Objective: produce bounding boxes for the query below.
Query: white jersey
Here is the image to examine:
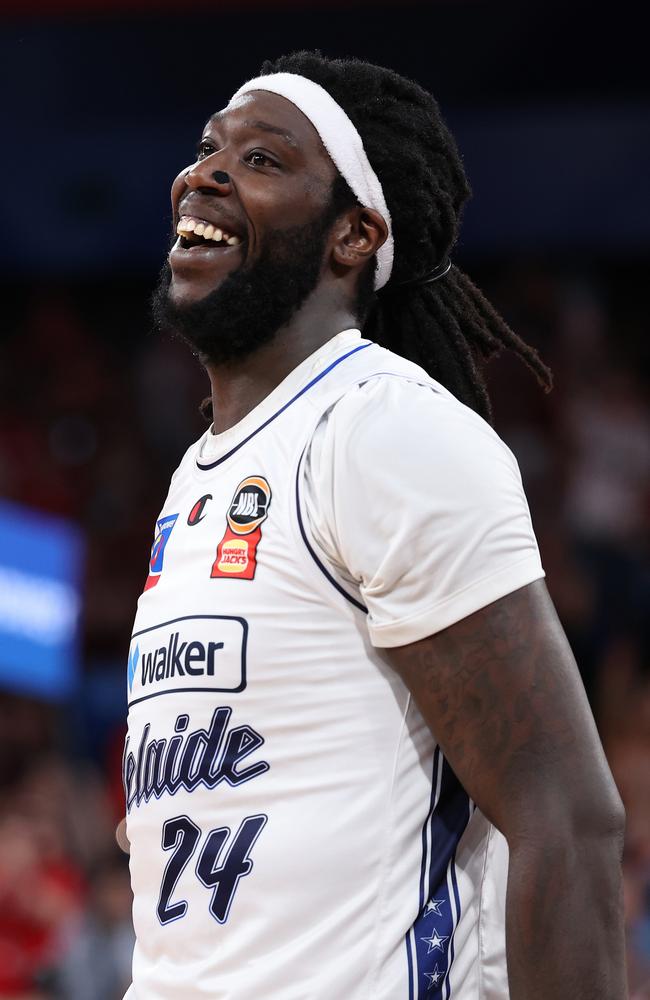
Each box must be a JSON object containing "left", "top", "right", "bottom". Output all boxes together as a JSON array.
[{"left": 123, "top": 330, "right": 544, "bottom": 999}]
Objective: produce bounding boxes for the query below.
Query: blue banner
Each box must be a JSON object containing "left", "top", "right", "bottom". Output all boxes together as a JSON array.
[{"left": 0, "top": 501, "right": 84, "bottom": 700}]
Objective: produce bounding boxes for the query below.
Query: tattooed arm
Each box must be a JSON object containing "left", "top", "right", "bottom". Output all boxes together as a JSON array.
[{"left": 386, "top": 579, "right": 627, "bottom": 1000}]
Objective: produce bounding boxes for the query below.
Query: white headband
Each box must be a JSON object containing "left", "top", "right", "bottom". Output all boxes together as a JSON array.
[{"left": 229, "top": 72, "right": 394, "bottom": 290}]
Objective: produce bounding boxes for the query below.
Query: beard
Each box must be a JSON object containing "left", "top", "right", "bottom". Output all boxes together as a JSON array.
[{"left": 151, "top": 206, "right": 339, "bottom": 367}]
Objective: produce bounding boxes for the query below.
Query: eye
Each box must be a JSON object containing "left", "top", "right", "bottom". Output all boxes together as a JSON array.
[
  {"left": 196, "top": 139, "right": 216, "bottom": 161},
  {"left": 245, "top": 150, "right": 279, "bottom": 169}
]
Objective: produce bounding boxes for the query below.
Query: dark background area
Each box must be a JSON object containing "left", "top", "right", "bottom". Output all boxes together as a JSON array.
[
  {"left": 0, "top": 3, "right": 649, "bottom": 997},
  {"left": 3, "top": 3, "right": 650, "bottom": 275}
]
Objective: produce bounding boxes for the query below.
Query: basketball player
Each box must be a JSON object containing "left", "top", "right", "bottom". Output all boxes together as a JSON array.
[{"left": 123, "top": 53, "right": 627, "bottom": 998}]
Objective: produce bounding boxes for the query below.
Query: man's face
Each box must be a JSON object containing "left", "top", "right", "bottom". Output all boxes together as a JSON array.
[
  {"left": 167, "top": 90, "right": 339, "bottom": 308},
  {"left": 152, "top": 90, "right": 349, "bottom": 366}
]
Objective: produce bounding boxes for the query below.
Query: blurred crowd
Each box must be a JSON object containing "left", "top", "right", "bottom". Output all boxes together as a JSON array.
[{"left": 0, "top": 260, "right": 648, "bottom": 997}]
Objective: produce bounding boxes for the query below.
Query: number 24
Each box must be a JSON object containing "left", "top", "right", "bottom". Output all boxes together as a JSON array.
[{"left": 157, "top": 813, "right": 267, "bottom": 925}]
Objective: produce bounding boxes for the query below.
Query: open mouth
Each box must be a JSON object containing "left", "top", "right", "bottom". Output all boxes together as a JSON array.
[{"left": 175, "top": 215, "right": 243, "bottom": 250}]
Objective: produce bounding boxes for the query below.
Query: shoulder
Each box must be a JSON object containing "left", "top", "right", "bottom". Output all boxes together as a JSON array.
[
  {"left": 301, "top": 350, "right": 543, "bottom": 646},
  {"left": 310, "top": 358, "right": 517, "bottom": 483}
]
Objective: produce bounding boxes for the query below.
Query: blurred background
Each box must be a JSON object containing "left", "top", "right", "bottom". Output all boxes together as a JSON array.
[{"left": 1, "top": 1, "right": 649, "bottom": 997}]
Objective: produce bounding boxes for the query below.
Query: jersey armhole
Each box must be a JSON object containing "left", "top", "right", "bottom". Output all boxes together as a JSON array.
[
  {"left": 292, "top": 443, "right": 368, "bottom": 616},
  {"left": 288, "top": 364, "right": 448, "bottom": 623}
]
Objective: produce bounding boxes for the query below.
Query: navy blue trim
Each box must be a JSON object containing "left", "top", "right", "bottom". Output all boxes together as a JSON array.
[
  {"left": 406, "top": 932, "right": 415, "bottom": 1000},
  {"left": 410, "top": 753, "right": 470, "bottom": 999},
  {"left": 295, "top": 447, "right": 367, "bottom": 615},
  {"left": 419, "top": 747, "right": 441, "bottom": 911},
  {"left": 450, "top": 859, "right": 462, "bottom": 920},
  {"left": 445, "top": 858, "right": 463, "bottom": 1000},
  {"left": 411, "top": 747, "right": 441, "bottom": 998},
  {"left": 196, "top": 342, "right": 372, "bottom": 471}
]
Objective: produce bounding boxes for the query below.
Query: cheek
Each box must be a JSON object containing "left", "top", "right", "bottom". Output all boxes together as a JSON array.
[{"left": 246, "top": 176, "right": 330, "bottom": 231}]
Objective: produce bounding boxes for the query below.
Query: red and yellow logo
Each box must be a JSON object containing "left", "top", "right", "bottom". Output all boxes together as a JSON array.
[{"left": 211, "top": 476, "right": 271, "bottom": 581}]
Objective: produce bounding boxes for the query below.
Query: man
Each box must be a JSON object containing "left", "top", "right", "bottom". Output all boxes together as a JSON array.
[{"left": 123, "top": 52, "right": 627, "bottom": 998}]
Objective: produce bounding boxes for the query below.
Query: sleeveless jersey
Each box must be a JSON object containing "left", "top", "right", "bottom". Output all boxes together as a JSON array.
[{"left": 124, "top": 331, "right": 543, "bottom": 999}]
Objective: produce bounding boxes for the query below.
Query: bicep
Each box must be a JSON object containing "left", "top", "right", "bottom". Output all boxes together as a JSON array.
[{"left": 385, "top": 580, "right": 620, "bottom": 841}]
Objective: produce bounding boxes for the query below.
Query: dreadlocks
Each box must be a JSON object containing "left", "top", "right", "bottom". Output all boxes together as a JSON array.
[{"left": 260, "top": 52, "right": 552, "bottom": 423}]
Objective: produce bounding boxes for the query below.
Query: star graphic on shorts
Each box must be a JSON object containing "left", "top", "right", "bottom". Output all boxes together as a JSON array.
[
  {"left": 421, "top": 929, "right": 449, "bottom": 954},
  {"left": 424, "top": 898, "right": 445, "bottom": 917},
  {"left": 424, "top": 964, "right": 444, "bottom": 988}
]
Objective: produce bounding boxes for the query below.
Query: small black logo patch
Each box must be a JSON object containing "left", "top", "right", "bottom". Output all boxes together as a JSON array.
[
  {"left": 188, "top": 494, "right": 212, "bottom": 526},
  {"left": 227, "top": 477, "right": 271, "bottom": 535}
]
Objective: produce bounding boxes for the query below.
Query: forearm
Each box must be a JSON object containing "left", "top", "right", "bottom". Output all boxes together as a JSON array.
[{"left": 506, "top": 830, "right": 628, "bottom": 999}]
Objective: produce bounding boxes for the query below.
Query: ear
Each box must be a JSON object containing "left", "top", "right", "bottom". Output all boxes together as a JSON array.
[{"left": 330, "top": 206, "right": 388, "bottom": 275}]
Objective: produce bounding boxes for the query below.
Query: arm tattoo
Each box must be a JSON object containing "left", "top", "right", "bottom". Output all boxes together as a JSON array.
[{"left": 387, "top": 580, "right": 608, "bottom": 827}]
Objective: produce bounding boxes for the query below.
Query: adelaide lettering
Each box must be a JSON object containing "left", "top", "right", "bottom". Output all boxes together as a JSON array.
[{"left": 123, "top": 707, "right": 269, "bottom": 812}]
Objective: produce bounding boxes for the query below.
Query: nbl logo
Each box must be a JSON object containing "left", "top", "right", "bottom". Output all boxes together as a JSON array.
[
  {"left": 212, "top": 476, "right": 271, "bottom": 581},
  {"left": 231, "top": 492, "right": 259, "bottom": 519},
  {"left": 227, "top": 478, "right": 270, "bottom": 534}
]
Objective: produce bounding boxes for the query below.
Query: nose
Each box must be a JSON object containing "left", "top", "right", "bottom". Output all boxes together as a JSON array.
[
  {"left": 184, "top": 156, "right": 232, "bottom": 194},
  {"left": 170, "top": 154, "right": 232, "bottom": 218}
]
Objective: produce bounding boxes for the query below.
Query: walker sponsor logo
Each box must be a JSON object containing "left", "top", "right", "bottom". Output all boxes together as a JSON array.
[
  {"left": 139, "top": 632, "right": 224, "bottom": 684},
  {"left": 127, "top": 615, "right": 247, "bottom": 704}
]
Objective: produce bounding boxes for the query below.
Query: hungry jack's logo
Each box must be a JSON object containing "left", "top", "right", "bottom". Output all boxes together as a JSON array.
[
  {"left": 211, "top": 476, "right": 271, "bottom": 581},
  {"left": 144, "top": 514, "right": 178, "bottom": 591}
]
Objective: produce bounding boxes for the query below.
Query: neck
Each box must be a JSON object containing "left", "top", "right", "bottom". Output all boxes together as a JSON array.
[{"left": 205, "top": 297, "right": 358, "bottom": 434}]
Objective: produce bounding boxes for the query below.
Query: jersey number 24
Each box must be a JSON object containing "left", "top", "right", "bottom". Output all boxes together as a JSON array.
[{"left": 157, "top": 813, "right": 267, "bottom": 925}]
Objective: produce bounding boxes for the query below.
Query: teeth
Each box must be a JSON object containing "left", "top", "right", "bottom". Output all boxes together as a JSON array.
[{"left": 175, "top": 216, "right": 242, "bottom": 246}]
